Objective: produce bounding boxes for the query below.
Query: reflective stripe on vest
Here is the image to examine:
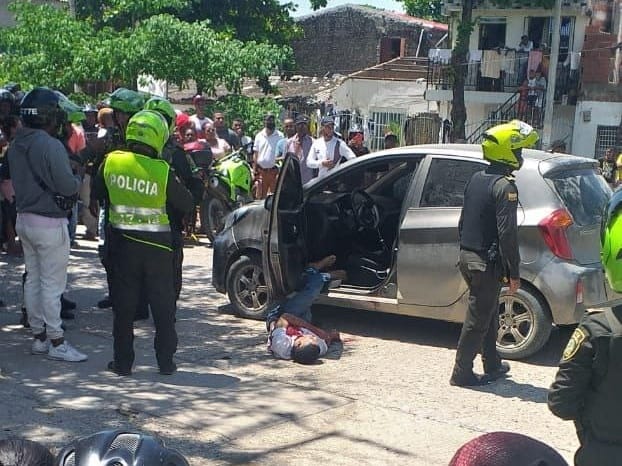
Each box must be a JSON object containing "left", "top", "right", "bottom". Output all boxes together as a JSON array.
[{"left": 104, "top": 150, "right": 170, "bottom": 232}]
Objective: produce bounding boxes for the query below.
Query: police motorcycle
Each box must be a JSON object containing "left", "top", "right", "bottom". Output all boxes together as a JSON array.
[{"left": 200, "top": 142, "right": 253, "bottom": 243}]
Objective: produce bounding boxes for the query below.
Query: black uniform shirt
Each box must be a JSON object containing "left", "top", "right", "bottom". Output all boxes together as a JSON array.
[{"left": 492, "top": 175, "right": 520, "bottom": 279}]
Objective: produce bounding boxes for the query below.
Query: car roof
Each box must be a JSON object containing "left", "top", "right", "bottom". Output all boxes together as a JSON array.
[{"left": 358, "top": 143, "right": 596, "bottom": 166}]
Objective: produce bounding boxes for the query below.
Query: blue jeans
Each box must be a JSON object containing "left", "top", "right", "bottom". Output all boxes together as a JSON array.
[{"left": 266, "top": 267, "right": 330, "bottom": 326}]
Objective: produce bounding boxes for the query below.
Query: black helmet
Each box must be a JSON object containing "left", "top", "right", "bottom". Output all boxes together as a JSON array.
[
  {"left": 0, "top": 88, "right": 15, "bottom": 105},
  {"left": 55, "top": 430, "right": 189, "bottom": 466},
  {"left": 20, "top": 87, "right": 67, "bottom": 130}
]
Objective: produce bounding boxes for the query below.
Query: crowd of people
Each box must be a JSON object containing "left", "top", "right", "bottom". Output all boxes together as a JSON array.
[
  {"left": 0, "top": 83, "right": 398, "bottom": 368},
  {"left": 3, "top": 81, "right": 622, "bottom": 464}
]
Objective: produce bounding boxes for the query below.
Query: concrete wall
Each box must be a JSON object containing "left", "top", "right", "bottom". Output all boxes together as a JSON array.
[
  {"left": 292, "top": 6, "right": 445, "bottom": 76},
  {"left": 332, "top": 78, "right": 436, "bottom": 116},
  {"left": 453, "top": 9, "right": 586, "bottom": 53},
  {"left": 571, "top": 101, "right": 622, "bottom": 157}
]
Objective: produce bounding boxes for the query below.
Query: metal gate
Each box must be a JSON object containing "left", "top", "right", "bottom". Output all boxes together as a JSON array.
[
  {"left": 404, "top": 113, "right": 442, "bottom": 145},
  {"left": 368, "top": 108, "right": 408, "bottom": 151}
]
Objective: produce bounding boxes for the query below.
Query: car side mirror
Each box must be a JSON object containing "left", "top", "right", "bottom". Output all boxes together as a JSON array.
[{"left": 264, "top": 195, "right": 273, "bottom": 211}]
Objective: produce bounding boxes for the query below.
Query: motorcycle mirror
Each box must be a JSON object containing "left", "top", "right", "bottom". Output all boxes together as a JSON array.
[{"left": 264, "top": 195, "right": 273, "bottom": 211}]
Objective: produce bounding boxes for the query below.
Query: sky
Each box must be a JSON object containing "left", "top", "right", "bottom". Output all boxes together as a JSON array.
[{"left": 283, "top": 0, "right": 406, "bottom": 17}]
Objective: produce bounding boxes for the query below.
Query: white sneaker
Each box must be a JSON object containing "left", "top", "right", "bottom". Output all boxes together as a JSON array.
[
  {"left": 31, "top": 338, "right": 50, "bottom": 355},
  {"left": 47, "top": 341, "right": 88, "bottom": 362}
]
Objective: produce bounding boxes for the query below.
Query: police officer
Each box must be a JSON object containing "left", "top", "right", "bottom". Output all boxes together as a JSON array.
[
  {"left": 450, "top": 120, "right": 539, "bottom": 387},
  {"left": 144, "top": 96, "right": 196, "bottom": 301},
  {"left": 91, "top": 110, "right": 194, "bottom": 376},
  {"left": 547, "top": 189, "right": 622, "bottom": 465},
  {"left": 90, "top": 88, "right": 145, "bottom": 310}
]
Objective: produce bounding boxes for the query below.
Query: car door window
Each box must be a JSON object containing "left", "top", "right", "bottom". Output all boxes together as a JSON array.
[
  {"left": 320, "top": 159, "right": 406, "bottom": 194},
  {"left": 420, "top": 158, "right": 486, "bottom": 207}
]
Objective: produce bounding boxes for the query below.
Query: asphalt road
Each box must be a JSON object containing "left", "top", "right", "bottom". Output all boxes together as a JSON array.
[{"left": 0, "top": 231, "right": 579, "bottom": 464}]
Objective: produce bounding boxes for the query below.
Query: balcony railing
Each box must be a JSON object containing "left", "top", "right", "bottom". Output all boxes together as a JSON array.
[{"left": 427, "top": 51, "right": 580, "bottom": 103}]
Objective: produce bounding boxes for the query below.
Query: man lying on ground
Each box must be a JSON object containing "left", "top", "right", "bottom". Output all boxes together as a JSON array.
[{"left": 266, "top": 255, "right": 345, "bottom": 364}]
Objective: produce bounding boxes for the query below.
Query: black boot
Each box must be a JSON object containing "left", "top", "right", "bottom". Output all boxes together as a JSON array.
[
  {"left": 97, "top": 296, "right": 113, "bottom": 309},
  {"left": 20, "top": 308, "right": 30, "bottom": 328},
  {"left": 449, "top": 368, "right": 490, "bottom": 387},
  {"left": 61, "top": 294, "right": 77, "bottom": 310}
]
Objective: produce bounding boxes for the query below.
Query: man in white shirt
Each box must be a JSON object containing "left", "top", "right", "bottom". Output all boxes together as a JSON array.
[
  {"left": 189, "top": 95, "right": 212, "bottom": 139},
  {"left": 307, "top": 116, "right": 356, "bottom": 179},
  {"left": 252, "top": 114, "right": 283, "bottom": 199}
]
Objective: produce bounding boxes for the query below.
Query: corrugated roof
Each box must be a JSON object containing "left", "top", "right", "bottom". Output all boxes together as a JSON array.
[{"left": 347, "top": 56, "right": 429, "bottom": 81}]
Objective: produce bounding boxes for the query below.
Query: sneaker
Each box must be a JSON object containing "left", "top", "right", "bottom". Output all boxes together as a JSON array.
[
  {"left": 31, "top": 338, "right": 50, "bottom": 355},
  {"left": 97, "top": 297, "right": 112, "bottom": 309},
  {"left": 47, "top": 341, "right": 88, "bottom": 362}
]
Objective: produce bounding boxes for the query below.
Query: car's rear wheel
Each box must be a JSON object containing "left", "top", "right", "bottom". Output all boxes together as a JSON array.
[
  {"left": 496, "top": 286, "right": 552, "bottom": 360},
  {"left": 227, "top": 254, "right": 270, "bottom": 320}
]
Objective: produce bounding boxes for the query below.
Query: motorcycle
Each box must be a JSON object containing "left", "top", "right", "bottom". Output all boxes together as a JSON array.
[{"left": 200, "top": 143, "right": 254, "bottom": 242}]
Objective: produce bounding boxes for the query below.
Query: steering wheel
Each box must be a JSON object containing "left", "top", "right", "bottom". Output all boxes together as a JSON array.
[{"left": 351, "top": 189, "right": 380, "bottom": 230}]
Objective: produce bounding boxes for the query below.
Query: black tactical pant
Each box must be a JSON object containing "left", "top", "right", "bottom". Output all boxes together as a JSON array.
[
  {"left": 454, "top": 250, "right": 503, "bottom": 375},
  {"left": 110, "top": 236, "right": 178, "bottom": 373}
]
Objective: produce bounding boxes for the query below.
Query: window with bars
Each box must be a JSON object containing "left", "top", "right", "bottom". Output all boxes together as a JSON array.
[{"left": 594, "top": 125, "right": 619, "bottom": 159}]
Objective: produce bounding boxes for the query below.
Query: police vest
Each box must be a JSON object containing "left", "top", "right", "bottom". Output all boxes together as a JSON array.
[
  {"left": 460, "top": 171, "right": 505, "bottom": 253},
  {"left": 582, "top": 309, "right": 622, "bottom": 444},
  {"left": 104, "top": 150, "right": 170, "bottom": 232}
]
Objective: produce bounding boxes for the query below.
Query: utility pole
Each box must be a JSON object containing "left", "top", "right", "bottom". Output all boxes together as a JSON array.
[
  {"left": 615, "top": 0, "right": 622, "bottom": 84},
  {"left": 542, "top": 0, "right": 562, "bottom": 149}
]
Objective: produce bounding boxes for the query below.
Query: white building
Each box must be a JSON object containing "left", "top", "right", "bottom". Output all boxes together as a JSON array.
[{"left": 425, "top": 0, "right": 622, "bottom": 156}]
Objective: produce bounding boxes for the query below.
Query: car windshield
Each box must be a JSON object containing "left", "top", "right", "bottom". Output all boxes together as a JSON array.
[{"left": 548, "top": 169, "right": 611, "bottom": 226}]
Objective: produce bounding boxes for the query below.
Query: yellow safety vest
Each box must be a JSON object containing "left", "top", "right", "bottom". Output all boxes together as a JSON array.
[{"left": 104, "top": 150, "right": 170, "bottom": 232}]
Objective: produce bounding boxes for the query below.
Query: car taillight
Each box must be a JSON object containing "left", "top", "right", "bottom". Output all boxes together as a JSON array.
[
  {"left": 538, "top": 208, "right": 574, "bottom": 260},
  {"left": 576, "top": 279, "right": 584, "bottom": 304}
]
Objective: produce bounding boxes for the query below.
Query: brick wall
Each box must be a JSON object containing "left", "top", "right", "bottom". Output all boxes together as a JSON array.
[
  {"left": 581, "top": 0, "right": 620, "bottom": 86},
  {"left": 292, "top": 7, "right": 445, "bottom": 76}
]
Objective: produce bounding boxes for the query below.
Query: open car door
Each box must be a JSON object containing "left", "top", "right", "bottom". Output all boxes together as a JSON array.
[{"left": 263, "top": 155, "right": 307, "bottom": 298}]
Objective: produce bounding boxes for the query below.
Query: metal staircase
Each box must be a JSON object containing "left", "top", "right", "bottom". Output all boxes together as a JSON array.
[{"left": 466, "top": 92, "right": 521, "bottom": 144}]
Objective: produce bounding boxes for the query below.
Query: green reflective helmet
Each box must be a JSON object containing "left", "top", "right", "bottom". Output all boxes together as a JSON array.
[
  {"left": 125, "top": 110, "right": 170, "bottom": 157},
  {"left": 54, "top": 91, "right": 86, "bottom": 123},
  {"left": 482, "top": 120, "right": 539, "bottom": 170},
  {"left": 107, "top": 88, "right": 145, "bottom": 115},
  {"left": 144, "top": 96, "right": 176, "bottom": 133},
  {"left": 601, "top": 189, "right": 622, "bottom": 291}
]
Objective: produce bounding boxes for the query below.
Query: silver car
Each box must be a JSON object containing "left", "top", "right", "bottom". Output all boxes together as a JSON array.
[{"left": 212, "top": 145, "right": 612, "bottom": 359}]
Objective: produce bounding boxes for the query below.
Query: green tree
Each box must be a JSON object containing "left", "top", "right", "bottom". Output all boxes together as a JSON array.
[
  {"left": 399, "top": 0, "right": 444, "bottom": 22},
  {"left": 0, "top": 1, "right": 292, "bottom": 95},
  {"left": 449, "top": 4, "right": 474, "bottom": 142}
]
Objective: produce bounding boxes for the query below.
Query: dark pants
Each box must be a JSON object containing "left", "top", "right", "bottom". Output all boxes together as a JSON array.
[
  {"left": 454, "top": 250, "right": 502, "bottom": 375},
  {"left": 173, "top": 245, "right": 183, "bottom": 301},
  {"left": 110, "top": 237, "right": 178, "bottom": 372}
]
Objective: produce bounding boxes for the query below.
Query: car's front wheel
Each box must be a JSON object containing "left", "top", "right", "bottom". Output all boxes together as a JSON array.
[
  {"left": 496, "top": 286, "right": 552, "bottom": 360},
  {"left": 227, "top": 254, "right": 270, "bottom": 320}
]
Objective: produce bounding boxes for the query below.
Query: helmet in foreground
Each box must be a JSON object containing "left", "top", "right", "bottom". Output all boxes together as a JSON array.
[
  {"left": 125, "top": 110, "right": 170, "bottom": 157},
  {"left": 20, "top": 87, "right": 67, "bottom": 130},
  {"left": 144, "top": 96, "right": 176, "bottom": 133},
  {"left": 55, "top": 430, "right": 189, "bottom": 466},
  {"left": 481, "top": 120, "right": 539, "bottom": 170},
  {"left": 107, "top": 88, "right": 145, "bottom": 115},
  {"left": 601, "top": 189, "right": 622, "bottom": 292},
  {"left": 54, "top": 91, "right": 86, "bottom": 123}
]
